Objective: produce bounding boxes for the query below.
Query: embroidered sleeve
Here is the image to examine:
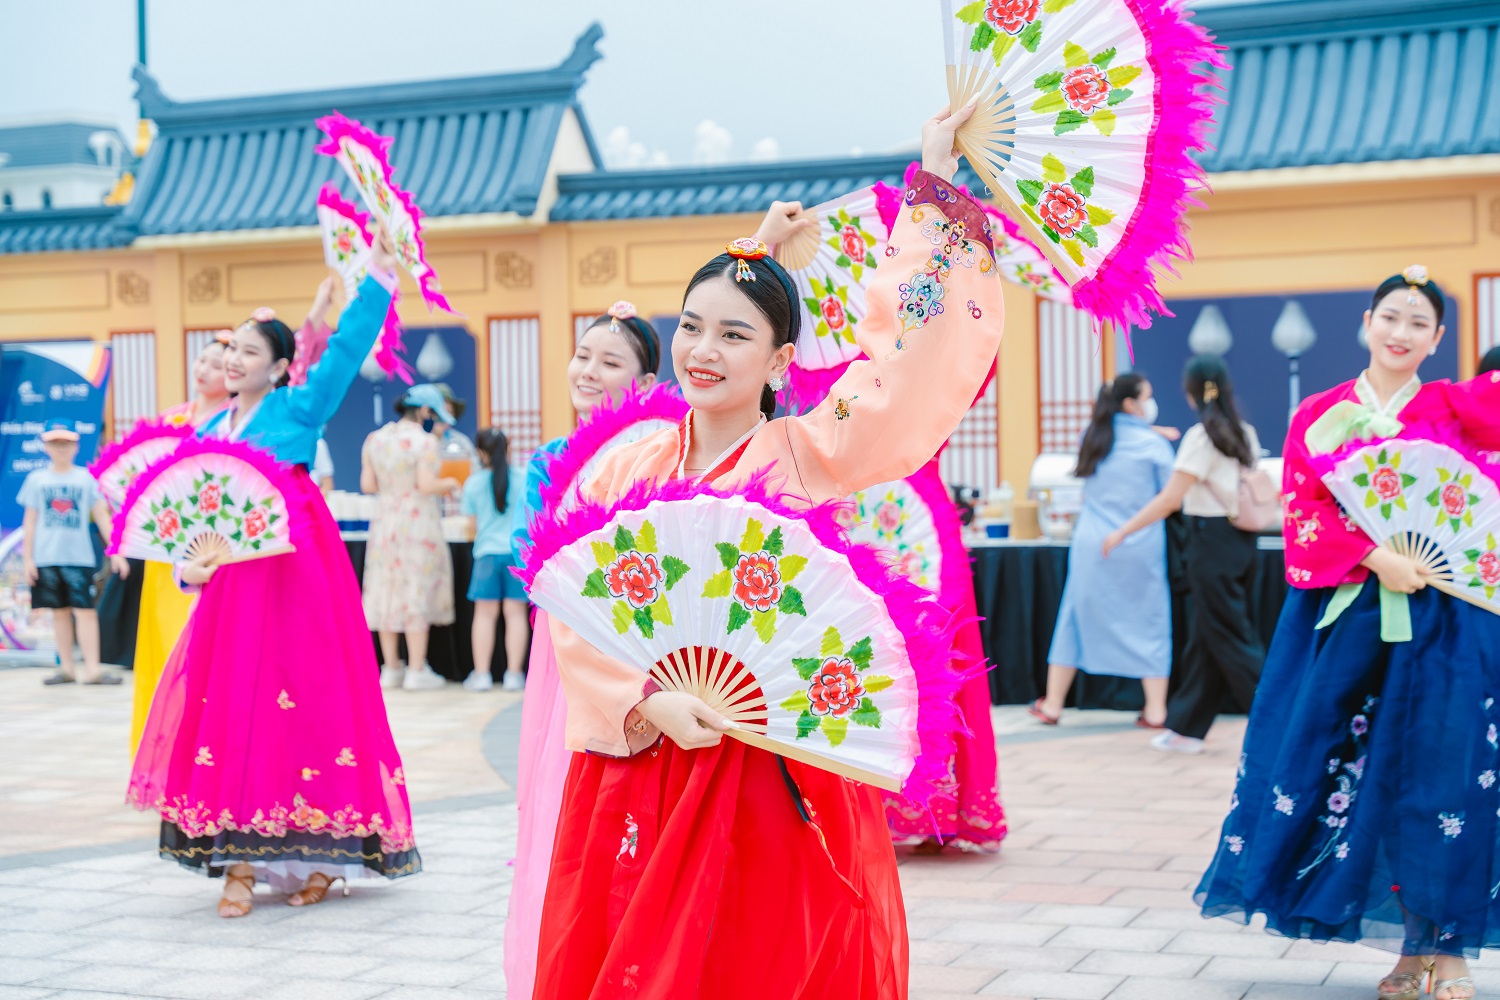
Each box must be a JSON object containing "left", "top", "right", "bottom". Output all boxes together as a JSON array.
[
  {"left": 1442, "top": 372, "right": 1500, "bottom": 451},
  {"left": 1283, "top": 401, "right": 1375, "bottom": 589},
  {"left": 779, "top": 169, "right": 1005, "bottom": 501},
  {"left": 550, "top": 616, "right": 661, "bottom": 757}
]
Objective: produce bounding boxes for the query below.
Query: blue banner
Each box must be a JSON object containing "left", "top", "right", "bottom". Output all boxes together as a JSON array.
[{"left": 0, "top": 341, "right": 112, "bottom": 532}]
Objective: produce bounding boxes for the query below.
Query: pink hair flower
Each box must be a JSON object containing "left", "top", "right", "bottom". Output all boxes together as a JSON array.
[{"left": 251, "top": 307, "right": 277, "bottom": 323}]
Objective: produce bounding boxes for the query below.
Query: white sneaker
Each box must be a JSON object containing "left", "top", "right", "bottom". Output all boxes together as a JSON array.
[
  {"left": 1151, "top": 730, "right": 1205, "bottom": 755},
  {"left": 462, "top": 671, "right": 494, "bottom": 692},
  {"left": 500, "top": 672, "right": 525, "bottom": 692},
  {"left": 402, "top": 665, "right": 447, "bottom": 691},
  {"left": 380, "top": 662, "right": 406, "bottom": 689}
]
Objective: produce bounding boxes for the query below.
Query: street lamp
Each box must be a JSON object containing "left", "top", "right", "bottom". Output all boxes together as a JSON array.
[
  {"left": 359, "top": 347, "right": 389, "bottom": 426},
  {"left": 1272, "top": 300, "right": 1318, "bottom": 418},
  {"left": 1188, "top": 304, "right": 1234, "bottom": 357},
  {"left": 415, "top": 332, "right": 453, "bottom": 382}
]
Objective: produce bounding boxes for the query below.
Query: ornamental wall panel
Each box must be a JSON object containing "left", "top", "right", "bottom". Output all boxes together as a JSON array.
[
  {"left": 488, "top": 316, "right": 543, "bottom": 461},
  {"left": 1038, "top": 299, "right": 1104, "bottom": 455},
  {"left": 109, "top": 330, "right": 157, "bottom": 437}
]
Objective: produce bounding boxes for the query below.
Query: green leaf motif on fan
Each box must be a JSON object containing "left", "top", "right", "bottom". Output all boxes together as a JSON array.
[
  {"left": 1358, "top": 449, "right": 1416, "bottom": 521},
  {"left": 955, "top": 0, "right": 1079, "bottom": 67},
  {"left": 704, "top": 518, "right": 806, "bottom": 642},
  {"left": 1016, "top": 154, "right": 1114, "bottom": 267},
  {"left": 802, "top": 276, "right": 856, "bottom": 346},
  {"left": 576, "top": 517, "right": 688, "bottom": 639},
  {"left": 824, "top": 206, "right": 879, "bottom": 282},
  {"left": 1460, "top": 534, "right": 1500, "bottom": 600},
  {"left": 1425, "top": 466, "right": 1481, "bottom": 534},
  {"left": 794, "top": 628, "right": 883, "bottom": 745},
  {"left": 1030, "top": 41, "right": 1138, "bottom": 137}
]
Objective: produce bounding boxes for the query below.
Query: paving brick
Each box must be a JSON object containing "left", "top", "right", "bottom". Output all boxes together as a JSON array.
[
  {"left": 996, "top": 883, "right": 1121, "bottom": 905},
  {"left": 910, "top": 965, "right": 1004, "bottom": 992},
  {"left": 932, "top": 921, "right": 1063, "bottom": 946},
  {"left": 1197, "top": 956, "right": 1335, "bottom": 984},
  {"left": 27, "top": 962, "right": 174, "bottom": 994},
  {"left": 0, "top": 958, "right": 80, "bottom": 986},
  {"left": 1027, "top": 904, "right": 1144, "bottom": 928},
  {"left": 982, "top": 969, "right": 1123, "bottom": 998},
  {"left": 1084, "top": 868, "right": 1199, "bottom": 890},
  {"left": 950, "top": 943, "right": 1090, "bottom": 972},
  {"left": 1242, "top": 985, "right": 1374, "bottom": 1000},
  {"left": 1105, "top": 975, "right": 1251, "bottom": 999},
  {"left": 1073, "top": 949, "right": 1210, "bottom": 978},
  {"left": 252, "top": 980, "right": 391, "bottom": 1000},
  {"left": 0, "top": 987, "right": 54, "bottom": 1000},
  {"left": 1048, "top": 926, "right": 1177, "bottom": 953},
  {"left": 351, "top": 959, "right": 479, "bottom": 987},
  {"left": 1165, "top": 931, "right": 1293, "bottom": 958}
]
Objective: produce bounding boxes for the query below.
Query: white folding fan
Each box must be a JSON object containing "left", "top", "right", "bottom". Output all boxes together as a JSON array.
[
  {"left": 109, "top": 437, "right": 299, "bottom": 566},
  {"left": 90, "top": 420, "right": 195, "bottom": 510}
]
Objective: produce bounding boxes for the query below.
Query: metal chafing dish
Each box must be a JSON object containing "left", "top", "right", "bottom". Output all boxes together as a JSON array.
[{"left": 1028, "top": 453, "right": 1085, "bottom": 541}]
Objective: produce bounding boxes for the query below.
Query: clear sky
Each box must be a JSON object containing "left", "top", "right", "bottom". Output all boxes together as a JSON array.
[{"left": 0, "top": 0, "right": 967, "bottom": 167}]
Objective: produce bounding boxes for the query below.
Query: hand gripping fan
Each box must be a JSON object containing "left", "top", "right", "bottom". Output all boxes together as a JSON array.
[
  {"left": 538, "top": 384, "right": 689, "bottom": 514},
  {"left": 1317, "top": 438, "right": 1500, "bottom": 615},
  {"left": 315, "top": 112, "right": 455, "bottom": 315},
  {"left": 90, "top": 420, "right": 195, "bottom": 510},
  {"left": 940, "top": 0, "right": 1222, "bottom": 330},
  {"left": 109, "top": 437, "right": 300, "bottom": 566},
  {"left": 518, "top": 475, "right": 967, "bottom": 801},
  {"left": 774, "top": 184, "right": 901, "bottom": 411}
]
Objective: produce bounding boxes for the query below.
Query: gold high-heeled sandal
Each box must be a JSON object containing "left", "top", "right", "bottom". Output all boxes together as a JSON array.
[
  {"left": 1432, "top": 976, "right": 1476, "bottom": 1000},
  {"left": 217, "top": 871, "right": 255, "bottom": 919},
  {"left": 287, "top": 873, "right": 349, "bottom": 907},
  {"left": 1378, "top": 959, "right": 1435, "bottom": 1000}
]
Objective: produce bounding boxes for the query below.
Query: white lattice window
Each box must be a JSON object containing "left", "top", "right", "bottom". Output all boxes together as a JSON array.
[
  {"left": 941, "top": 375, "right": 999, "bottom": 493},
  {"left": 1479, "top": 275, "right": 1500, "bottom": 361},
  {"left": 110, "top": 331, "right": 156, "bottom": 438},
  {"left": 574, "top": 312, "right": 602, "bottom": 343},
  {"left": 1038, "top": 300, "right": 1104, "bottom": 454},
  {"left": 183, "top": 329, "right": 228, "bottom": 397},
  {"left": 488, "top": 316, "right": 543, "bottom": 461}
]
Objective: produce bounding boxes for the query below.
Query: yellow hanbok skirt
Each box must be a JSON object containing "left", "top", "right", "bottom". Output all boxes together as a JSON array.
[{"left": 130, "top": 560, "right": 194, "bottom": 754}]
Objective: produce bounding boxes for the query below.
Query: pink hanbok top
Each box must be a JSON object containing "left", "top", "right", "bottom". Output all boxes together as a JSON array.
[
  {"left": 547, "top": 169, "right": 1007, "bottom": 758},
  {"left": 1282, "top": 370, "right": 1500, "bottom": 589}
]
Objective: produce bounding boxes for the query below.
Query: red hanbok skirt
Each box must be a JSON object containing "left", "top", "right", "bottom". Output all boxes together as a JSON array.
[{"left": 536, "top": 738, "right": 908, "bottom": 999}]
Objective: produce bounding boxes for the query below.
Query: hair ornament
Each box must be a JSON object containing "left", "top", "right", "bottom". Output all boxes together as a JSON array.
[
  {"left": 607, "top": 299, "right": 638, "bottom": 334},
  {"left": 213, "top": 329, "right": 232, "bottom": 345},
  {"left": 1401, "top": 264, "right": 1429, "bottom": 288},
  {"left": 726, "top": 237, "right": 769, "bottom": 283},
  {"left": 1203, "top": 380, "right": 1220, "bottom": 403},
  {"left": 251, "top": 306, "right": 277, "bottom": 323}
]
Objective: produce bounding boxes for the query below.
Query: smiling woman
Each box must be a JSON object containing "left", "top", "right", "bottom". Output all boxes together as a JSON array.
[
  {"left": 530, "top": 105, "right": 1006, "bottom": 1000},
  {"left": 1195, "top": 266, "right": 1500, "bottom": 1000}
]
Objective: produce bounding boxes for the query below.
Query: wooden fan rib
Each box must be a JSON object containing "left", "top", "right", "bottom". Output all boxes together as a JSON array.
[
  {"left": 1428, "top": 578, "right": 1500, "bottom": 616},
  {"left": 726, "top": 727, "right": 902, "bottom": 792}
]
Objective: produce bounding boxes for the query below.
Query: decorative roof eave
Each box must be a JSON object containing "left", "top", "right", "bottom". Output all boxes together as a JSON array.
[
  {"left": 132, "top": 23, "right": 605, "bottom": 133},
  {"left": 128, "top": 210, "right": 541, "bottom": 250},
  {"left": 1196, "top": 0, "right": 1497, "bottom": 44},
  {"left": 1207, "top": 153, "right": 1500, "bottom": 191}
]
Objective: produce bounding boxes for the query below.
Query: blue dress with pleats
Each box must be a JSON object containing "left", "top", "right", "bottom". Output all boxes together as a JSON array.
[{"left": 1195, "top": 579, "right": 1500, "bottom": 957}]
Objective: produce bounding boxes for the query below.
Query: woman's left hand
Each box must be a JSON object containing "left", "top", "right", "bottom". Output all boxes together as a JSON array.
[
  {"left": 1153, "top": 425, "right": 1182, "bottom": 442},
  {"left": 752, "top": 201, "right": 816, "bottom": 249},
  {"left": 370, "top": 223, "right": 398, "bottom": 275},
  {"left": 1101, "top": 530, "right": 1126, "bottom": 558},
  {"left": 921, "top": 102, "right": 977, "bottom": 183},
  {"left": 108, "top": 555, "right": 131, "bottom": 578}
]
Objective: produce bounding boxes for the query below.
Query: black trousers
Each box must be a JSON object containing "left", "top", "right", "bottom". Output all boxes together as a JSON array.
[{"left": 1165, "top": 516, "right": 1265, "bottom": 739}]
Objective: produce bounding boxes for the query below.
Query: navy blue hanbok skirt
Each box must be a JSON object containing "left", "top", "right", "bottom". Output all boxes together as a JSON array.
[{"left": 1195, "top": 580, "right": 1500, "bottom": 957}]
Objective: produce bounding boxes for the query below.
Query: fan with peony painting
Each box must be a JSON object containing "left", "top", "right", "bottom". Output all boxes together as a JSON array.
[
  {"left": 90, "top": 420, "right": 195, "bottom": 510},
  {"left": 517, "top": 475, "right": 968, "bottom": 801},
  {"left": 939, "top": 0, "right": 1222, "bottom": 331}
]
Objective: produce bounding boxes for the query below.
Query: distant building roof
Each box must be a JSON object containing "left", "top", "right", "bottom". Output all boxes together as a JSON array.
[
  {"left": 118, "top": 23, "right": 606, "bottom": 239},
  {"left": 0, "top": 205, "right": 129, "bottom": 254},
  {"left": 0, "top": 122, "right": 132, "bottom": 170},
  {"left": 1194, "top": 0, "right": 1500, "bottom": 171},
  {"left": 551, "top": 155, "right": 988, "bottom": 222}
]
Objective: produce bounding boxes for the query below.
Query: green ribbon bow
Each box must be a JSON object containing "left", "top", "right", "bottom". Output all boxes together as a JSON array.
[
  {"left": 1304, "top": 400, "right": 1406, "bottom": 457},
  {"left": 1315, "top": 579, "right": 1413, "bottom": 643}
]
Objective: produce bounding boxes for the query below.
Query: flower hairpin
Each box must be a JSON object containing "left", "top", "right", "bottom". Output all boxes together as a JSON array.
[
  {"left": 726, "top": 237, "right": 769, "bottom": 283},
  {"left": 214, "top": 329, "right": 233, "bottom": 345},
  {"left": 607, "top": 300, "right": 638, "bottom": 334},
  {"left": 1402, "top": 264, "right": 1430, "bottom": 305},
  {"left": 251, "top": 306, "right": 277, "bottom": 322}
]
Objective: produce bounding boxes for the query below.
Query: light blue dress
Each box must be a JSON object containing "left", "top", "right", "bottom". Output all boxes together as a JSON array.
[{"left": 1047, "top": 413, "right": 1174, "bottom": 678}]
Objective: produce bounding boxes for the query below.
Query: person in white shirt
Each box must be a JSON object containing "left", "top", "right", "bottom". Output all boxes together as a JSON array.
[
  {"left": 311, "top": 435, "right": 334, "bottom": 495},
  {"left": 1102, "top": 355, "right": 1266, "bottom": 755}
]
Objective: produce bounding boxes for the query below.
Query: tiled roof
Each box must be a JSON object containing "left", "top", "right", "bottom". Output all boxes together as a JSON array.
[
  {"left": 0, "top": 206, "right": 130, "bottom": 254},
  {"left": 118, "top": 24, "right": 605, "bottom": 238},
  {"left": 0, "top": 123, "right": 132, "bottom": 170},
  {"left": 1194, "top": 0, "right": 1500, "bottom": 171},
  {"left": 551, "top": 155, "right": 988, "bottom": 221}
]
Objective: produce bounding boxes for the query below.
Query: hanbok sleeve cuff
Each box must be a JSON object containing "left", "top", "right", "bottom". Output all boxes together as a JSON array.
[
  {"left": 903, "top": 169, "right": 997, "bottom": 257},
  {"left": 171, "top": 563, "right": 203, "bottom": 596},
  {"left": 368, "top": 265, "right": 399, "bottom": 293},
  {"left": 622, "top": 678, "right": 663, "bottom": 756}
]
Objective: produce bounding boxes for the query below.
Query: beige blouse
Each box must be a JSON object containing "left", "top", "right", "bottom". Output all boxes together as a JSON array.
[{"left": 1174, "top": 422, "right": 1261, "bottom": 517}]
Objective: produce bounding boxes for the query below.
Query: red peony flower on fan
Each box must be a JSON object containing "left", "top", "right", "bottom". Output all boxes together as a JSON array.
[
  {"left": 1062, "top": 65, "right": 1111, "bottom": 114},
  {"left": 733, "top": 552, "right": 783, "bottom": 613},
  {"left": 606, "top": 551, "right": 665, "bottom": 610},
  {"left": 1038, "top": 184, "right": 1088, "bottom": 239},
  {"left": 1372, "top": 467, "right": 1402, "bottom": 501},
  {"left": 984, "top": 0, "right": 1039, "bottom": 35},
  {"left": 808, "top": 657, "right": 866, "bottom": 718}
]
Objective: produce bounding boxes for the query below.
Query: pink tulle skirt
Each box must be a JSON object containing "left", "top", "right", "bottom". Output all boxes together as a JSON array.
[
  {"left": 127, "top": 469, "right": 420, "bottom": 883},
  {"left": 885, "top": 615, "right": 1007, "bottom": 852},
  {"left": 503, "top": 609, "right": 572, "bottom": 1000}
]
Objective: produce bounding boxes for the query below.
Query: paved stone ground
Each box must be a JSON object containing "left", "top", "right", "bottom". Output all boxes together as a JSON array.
[{"left": 2, "top": 666, "right": 1497, "bottom": 999}]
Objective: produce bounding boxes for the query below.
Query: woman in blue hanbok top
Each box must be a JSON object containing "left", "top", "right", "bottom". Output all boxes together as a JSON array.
[{"left": 1031, "top": 373, "right": 1176, "bottom": 727}]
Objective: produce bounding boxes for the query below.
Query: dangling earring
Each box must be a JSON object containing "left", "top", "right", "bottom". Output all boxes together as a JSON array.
[
  {"left": 768, "top": 374, "right": 786, "bottom": 392},
  {"left": 1428, "top": 346, "right": 1437, "bottom": 356}
]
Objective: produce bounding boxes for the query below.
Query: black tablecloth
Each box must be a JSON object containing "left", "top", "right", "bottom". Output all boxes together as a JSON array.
[
  {"left": 971, "top": 521, "right": 1286, "bottom": 710},
  {"left": 344, "top": 540, "right": 525, "bottom": 682}
]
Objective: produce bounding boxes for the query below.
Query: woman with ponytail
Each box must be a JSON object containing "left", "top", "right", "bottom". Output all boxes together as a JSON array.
[
  {"left": 1030, "top": 373, "right": 1177, "bottom": 728},
  {"left": 1103, "top": 354, "right": 1265, "bottom": 754},
  {"left": 532, "top": 105, "right": 1001, "bottom": 999}
]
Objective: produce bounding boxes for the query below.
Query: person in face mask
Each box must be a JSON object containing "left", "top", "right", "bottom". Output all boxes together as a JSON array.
[{"left": 1031, "top": 374, "right": 1181, "bottom": 730}]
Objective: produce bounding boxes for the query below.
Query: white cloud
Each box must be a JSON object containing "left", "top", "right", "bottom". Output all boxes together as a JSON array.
[
  {"left": 692, "top": 119, "right": 733, "bottom": 164},
  {"left": 749, "top": 137, "right": 780, "bottom": 162},
  {"left": 602, "top": 125, "right": 669, "bottom": 169}
]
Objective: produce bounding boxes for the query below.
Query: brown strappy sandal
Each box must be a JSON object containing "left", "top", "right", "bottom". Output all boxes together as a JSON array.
[
  {"left": 287, "top": 872, "right": 349, "bottom": 907},
  {"left": 217, "top": 871, "right": 255, "bottom": 919}
]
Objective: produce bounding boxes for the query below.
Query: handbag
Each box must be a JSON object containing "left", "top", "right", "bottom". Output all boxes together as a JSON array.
[{"left": 1227, "top": 464, "right": 1281, "bottom": 532}]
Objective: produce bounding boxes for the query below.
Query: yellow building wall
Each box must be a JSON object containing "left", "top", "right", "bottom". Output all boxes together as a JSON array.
[{"left": 0, "top": 165, "right": 1493, "bottom": 479}]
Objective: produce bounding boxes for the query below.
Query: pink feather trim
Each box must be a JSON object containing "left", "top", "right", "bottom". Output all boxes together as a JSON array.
[
  {"left": 872, "top": 180, "right": 904, "bottom": 237},
  {"left": 1308, "top": 422, "right": 1500, "bottom": 490},
  {"left": 1067, "top": 0, "right": 1225, "bottom": 340},
  {"left": 516, "top": 469, "right": 969, "bottom": 807},
  {"left": 107, "top": 436, "right": 305, "bottom": 558},
  {"left": 538, "top": 383, "right": 688, "bottom": 512},
  {"left": 315, "top": 182, "right": 373, "bottom": 246},
  {"left": 377, "top": 292, "right": 414, "bottom": 385},
  {"left": 314, "top": 111, "right": 457, "bottom": 316},
  {"left": 90, "top": 420, "right": 195, "bottom": 506},
  {"left": 780, "top": 359, "right": 852, "bottom": 415}
]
